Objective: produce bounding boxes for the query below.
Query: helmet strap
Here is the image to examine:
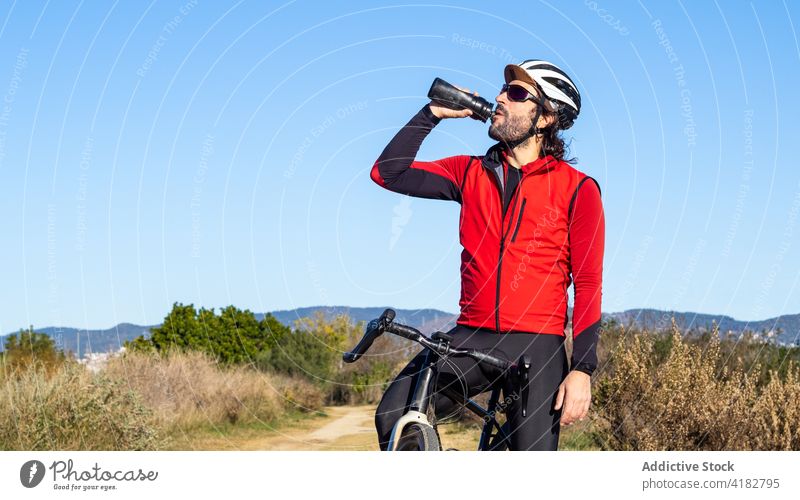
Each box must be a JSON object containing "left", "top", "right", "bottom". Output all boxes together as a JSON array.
[{"left": 503, "top": 106, "right": 545, "bottom": 150}]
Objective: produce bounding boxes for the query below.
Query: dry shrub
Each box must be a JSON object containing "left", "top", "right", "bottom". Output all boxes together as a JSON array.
[
  {"left": 594, "top": 321, "right": 800, "bottom": 450},
  {"left": 0, "top": 362, "right": 159, "bottom": 450},
  {"left": 103, "top": 350, "right": 324, "bottom": 430},
  {"left": 735, "top": 367, "right": 800, "bottom": 450},
  {"left": 331, "top": 336, "right": 410, "bottom": 405}
]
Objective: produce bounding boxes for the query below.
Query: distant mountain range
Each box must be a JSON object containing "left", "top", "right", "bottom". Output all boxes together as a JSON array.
[
  {"left": 605, "top": 308, "right": 800, "bottom": 345},
  {"left": 3, "top": 306, "right": 798, "bottom": 358},
  {"left": 0, "top": 323, "right": 158, "bottom": 359},
  {"left": 265, "top": 306, "right": 458, "bottom": 334}
]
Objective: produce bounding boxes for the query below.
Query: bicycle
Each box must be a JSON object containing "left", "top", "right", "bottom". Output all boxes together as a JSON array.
[{"left": 343, "top": 308, "right": 531, "bottom": 451}]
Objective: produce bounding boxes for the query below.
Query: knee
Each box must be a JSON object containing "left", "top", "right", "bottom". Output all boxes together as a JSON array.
[
  {"left": 374, "top": 402, "right": 393, "bottom": 434},
  {"left": 375, "top": 400, "right": 401, "bottom": 451},
  {"left": 375, "top": 380, "right": 411, "bottom": 442},
  {"left": 372, "top": 353, "right": 425, "bottom": 450},
  {"left": 508, "top": 415, "right": 561, "bottom": 451}
]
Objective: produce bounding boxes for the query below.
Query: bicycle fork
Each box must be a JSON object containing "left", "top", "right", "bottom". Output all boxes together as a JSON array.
[{"left": 386, "top": 350, "right": 438, "bottom": 451}]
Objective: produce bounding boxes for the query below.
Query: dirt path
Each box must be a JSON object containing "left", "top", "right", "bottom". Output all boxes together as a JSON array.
[
  {"left": 203, "top": 405, "right": 382, "bottom": 451},
  {"left": 306, "top": 405, "right": 376, "bottom": 442},
  {"left": 248, "top": 405, "right": 481, "bottom": 451},
  {"left": 252, "top": 404, "right": 380, "bottom": 450},
  {"left": 174, "top": 404, "right": 482, "bottom": 451}
]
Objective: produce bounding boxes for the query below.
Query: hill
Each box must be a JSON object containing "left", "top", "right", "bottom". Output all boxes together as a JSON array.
[{"left": 603, "top": 309, "right": 800, "bottom": 346}]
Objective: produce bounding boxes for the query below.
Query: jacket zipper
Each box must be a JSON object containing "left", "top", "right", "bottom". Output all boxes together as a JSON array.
[
  {"left": 493, "top": 175, "right": 522, "bottom": 334},
  {"left": 489, "top": 157, "right": 554, "bottom": 334},
  {"left": 510, "top": 198, "right": 527, "bottom": 243},
  {"left": 496, "top": 242, "right": 504, "bottom": 333}
]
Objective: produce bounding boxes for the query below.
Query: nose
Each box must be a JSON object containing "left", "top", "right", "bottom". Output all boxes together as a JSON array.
[{"left": 496, "top": 90, "right": 508, "bottom": 106}]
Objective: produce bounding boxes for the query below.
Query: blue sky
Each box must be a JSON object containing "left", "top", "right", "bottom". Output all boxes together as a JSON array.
[{"left": 0, "top": 0, "right": 798, "bottom": 332}]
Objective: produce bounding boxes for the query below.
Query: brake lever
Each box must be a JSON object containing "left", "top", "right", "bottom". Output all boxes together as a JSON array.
[
  {"left": 342, "top": 319, "right": 380, "bottom": 363},
  {"left": 342, "top": 308, "right": 395, "bottom": 363},
  {"left": 516, "top": 355, "right": 531, "bottom": 417}
]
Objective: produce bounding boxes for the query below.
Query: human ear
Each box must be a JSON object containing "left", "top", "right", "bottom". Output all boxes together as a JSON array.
[{"left": 537, "top": 109, "right": 558, "bottom": 129}]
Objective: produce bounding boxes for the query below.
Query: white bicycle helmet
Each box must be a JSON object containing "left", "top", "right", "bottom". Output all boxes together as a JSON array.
[{"left": 504, "top": 59, "right": 581, "bottom": 130}]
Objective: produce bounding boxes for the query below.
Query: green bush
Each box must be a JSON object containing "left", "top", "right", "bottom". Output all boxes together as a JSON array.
[
  {"left": 256, "top": 312, "right": 410, "bottom": 405},
  {"left": 126, "top": 302, "right": 288, "bottom": 365},
  {"left": 330, "top": 338, "right": 403, "bottom": 405},
  {"left": 256, "top": 328, "right": 339, "bottom": 381}
]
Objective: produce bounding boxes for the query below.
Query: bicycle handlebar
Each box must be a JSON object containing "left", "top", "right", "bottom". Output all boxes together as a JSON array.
[{"left": 343, "top": 308, "right": 514, "bottom": 373}]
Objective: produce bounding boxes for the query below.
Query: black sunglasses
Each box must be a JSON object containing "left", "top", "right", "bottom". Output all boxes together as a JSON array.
[{"left": 501, "top": 83, "right": 542, "bottom": 104}]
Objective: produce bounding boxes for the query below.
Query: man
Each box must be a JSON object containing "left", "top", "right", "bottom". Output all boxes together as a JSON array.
[{"left": 371, "top": 60, "right": 605, "bottom": 450}]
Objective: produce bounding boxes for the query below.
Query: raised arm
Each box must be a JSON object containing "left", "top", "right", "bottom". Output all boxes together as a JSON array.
[{"left": 370, "top": 104, "right": 473, "bottom": 202}]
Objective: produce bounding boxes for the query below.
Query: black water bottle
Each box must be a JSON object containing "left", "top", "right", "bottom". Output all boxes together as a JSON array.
[{"left": 427, "top": 77, "right": 494, "bottom": 122}]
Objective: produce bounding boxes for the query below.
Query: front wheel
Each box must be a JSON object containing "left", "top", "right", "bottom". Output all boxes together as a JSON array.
[{"left": 396, "top": 423, "right": 441, "bottom": 451}]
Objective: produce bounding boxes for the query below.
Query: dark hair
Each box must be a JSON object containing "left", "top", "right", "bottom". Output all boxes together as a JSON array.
[{"left": 538, "top": 107, "right": 576, "bottom": 164}]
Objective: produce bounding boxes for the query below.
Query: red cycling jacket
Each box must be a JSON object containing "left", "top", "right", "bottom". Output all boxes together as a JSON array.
[{"left": 370, "top": 105, "right": 605, "bottom": 375}]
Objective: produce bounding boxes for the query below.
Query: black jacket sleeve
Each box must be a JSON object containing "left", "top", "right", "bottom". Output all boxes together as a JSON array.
[
  {"left": 568, "top": 178, "right": 605, "bottom": 376},
  {"left": 370, "top": 104, "right": 471, "bottom": 202}
]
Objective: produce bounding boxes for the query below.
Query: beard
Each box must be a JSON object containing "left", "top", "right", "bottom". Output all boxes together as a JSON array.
[{"left": 488, "top": 105, "right": 533, "bottom": 145}]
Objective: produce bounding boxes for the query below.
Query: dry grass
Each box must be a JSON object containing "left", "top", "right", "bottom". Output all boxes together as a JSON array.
[
  {"left": 594, "top": 321, "right": 800, "bottom": 450},
  {"left": 103, "top": 350, "right": 325, "bottom": 431},
  {"left": 0, "top": 361, "right": 159, "bottom": 450},
  {"left": 0, "top": 350, "right": 326, "bottom": 450}
]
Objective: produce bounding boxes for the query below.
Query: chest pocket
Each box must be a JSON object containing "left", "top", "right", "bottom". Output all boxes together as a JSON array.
[
  {"left": 510, "top": 198, "right": 527, "bottom": 243},
  {"left": 509, "top": 175, "right": 602, "bottom": 246}
]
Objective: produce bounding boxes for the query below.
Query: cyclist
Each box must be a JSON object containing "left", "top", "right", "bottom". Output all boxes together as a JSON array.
[{"left": 370, "top": 60, "right": 604, "bottom": 450}]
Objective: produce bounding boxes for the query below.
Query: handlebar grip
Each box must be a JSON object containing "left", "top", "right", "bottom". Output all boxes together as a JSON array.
[
  {"left": 471, "top": 351, "right": 511, "bottom": 372},
  {"left": 343, "top": 318, "right": 381, "bottom": 363},
  {"left": 343, "top": 309, "right": 397, "bottom": 363},
  {"left": 387, "top": 323, "right": 422, "bottom": 341}
]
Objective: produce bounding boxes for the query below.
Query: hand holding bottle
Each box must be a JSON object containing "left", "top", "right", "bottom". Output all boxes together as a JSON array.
[{"left": 427, "top": 78, "right": 494, "bottom": 122}]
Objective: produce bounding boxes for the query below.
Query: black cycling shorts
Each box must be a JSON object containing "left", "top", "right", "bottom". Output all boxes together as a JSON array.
[{"left": 374, "top": 324, "right": 569, "bottom": 451}]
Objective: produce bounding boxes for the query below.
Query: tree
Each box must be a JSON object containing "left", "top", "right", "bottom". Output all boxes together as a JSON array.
[
  {"left": 3, "top": 326, "right": 66, "bottom": 373},
  {"left": 125, "top": 302, "right": 289, "bottom": 365}
]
